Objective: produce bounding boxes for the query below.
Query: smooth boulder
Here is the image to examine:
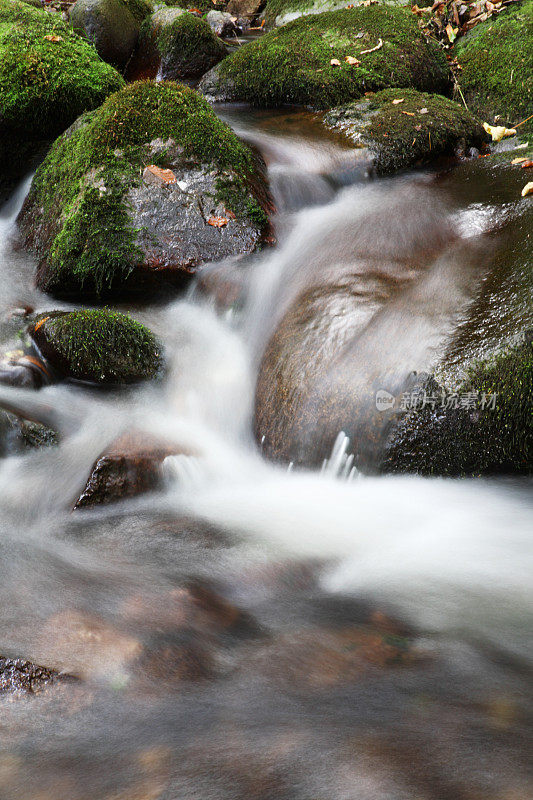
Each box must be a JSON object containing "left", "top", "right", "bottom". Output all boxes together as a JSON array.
[
  {"left": 29, "top": 309, "right": 163, "bottom": 385},
  {"left": 324, "top": 88, "right": 489, "bottom": 173},
  {"left": 199, "top": 6, "right": 451, "bottom": 108},
  {"left": 18, "top": 81, "right": 272, "bottom": 300},
  {"left": 70, "top": 0, "right": 153, "bottom": 69}
]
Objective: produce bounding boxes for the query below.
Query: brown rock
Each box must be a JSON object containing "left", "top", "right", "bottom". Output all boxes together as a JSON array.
[{"left": 0, "top": 655, "right": 57, "bottom": 695}]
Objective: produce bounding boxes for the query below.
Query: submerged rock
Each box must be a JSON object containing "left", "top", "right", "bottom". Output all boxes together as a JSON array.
[
  {"left": 324, "top": 88, "right": 489, "bottom": 174},
  {"left": 455, "top": 1, "right": 533, "bottom": 131},
  {"left": 18, "top": 81, "right": 272, "bottom": 300},
  {"left": 29, "top": 309, "right": 163, "bottom": 385},
  {"left": 0, "top": 0, "right": 124, "bottom": 177},
  {"left": 137, "top": 8, "right": 226, "bottom": 79},
  {"left": 199, "top": 6, "right": 451, "bottom": 108},
  {"left": 70, "top": 0, "right": 153, "bottom": 69}
]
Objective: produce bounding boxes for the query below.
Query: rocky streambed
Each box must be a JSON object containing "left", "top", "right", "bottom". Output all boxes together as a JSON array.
[{"left": 0, "top": 0, "right": 531, "bottom": 797}]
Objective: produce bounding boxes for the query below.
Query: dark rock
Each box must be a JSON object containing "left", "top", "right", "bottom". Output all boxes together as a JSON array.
[
  {"left": 206, "top": 10, "right": 238, "bottom": 37},
  {"left": 324, "top": 88, "right": 489, "bottom": 174},
  {"left": 226, "top": 0, "right": 264, "bottom": 18},
  {"left": 199, "top": 6, "right": 451, "bottom": 108},
  {"left": 18, "top": 81, "right": 272, "bottom": 301},
  {"left": 69, "top": 0, "right": 152, "bottom": 69},
  {"left": 29, "top": 309, "right": 163, "bottom": 386},
  {"left": 0, "top": 351, "right": 52, "bottom": 389},
  {"left": 74, "top": 430, "right": 188, "bottom": 508},
  {"left": 0, "top": 655, "right": 57, "bottom": 695},
  {"left": 137, "top": 8, "right": 227, "bottom": 79}
]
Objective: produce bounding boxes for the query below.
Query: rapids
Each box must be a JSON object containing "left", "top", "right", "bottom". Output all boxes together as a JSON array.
[{"left": 0, "top": 107, "right": 531, "bottom": 800}]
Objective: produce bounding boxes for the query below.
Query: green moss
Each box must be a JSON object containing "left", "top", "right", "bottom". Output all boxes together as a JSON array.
[
  {"left": 31, "top": 309, "right": 163, "bottom": 383},
  {"left": 140, "top": 8, "right": 226, "bottom": 77},
  {"left": 383, "top": 336, "right": 533, "bottom": 475},
  {"left": 0, "top": 0, "right": 124, "bottom": 138},
  {"left": 455, "top": 1, "right": 533, "bottom": 130},
  {"left": 26, "top": 80, "right": 267, "bottom": 294},
  {"left": 325, "top": 88, "right": 488, "bottom": 172},
  {"left": 205, "top": 6, "right": 450, "bottom": 108},
  {"left": 122, "top": 0, "right": 153, "bottom": 22}
]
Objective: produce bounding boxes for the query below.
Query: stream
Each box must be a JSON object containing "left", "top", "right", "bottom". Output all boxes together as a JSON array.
[{"left": 0, "top": 106, "right": 531, "bottom": 799}]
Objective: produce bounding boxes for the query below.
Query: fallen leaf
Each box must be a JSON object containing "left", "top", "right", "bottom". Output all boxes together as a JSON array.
[
  {"left": 345, "top": 55, "right": 361, "bottom": 65},
  {"left": 392, "top": 98, "right": 405, "bottom": 104},
  {"left": 401, "top": 111, "right": 416, "bottom": 116},
  {"left": 207, "top": 216, "right": 229, "bottom": 227},
  {"left": 511, "top": 157, "right": 528, "bottom": 164},
  {"left": 521, "top": 182, "right": 533, "bottom": 197},
  {"left": 419, "top": 107, "right": 429, "bottom": 114},
  {"left": 44, "top": 34, "right": 63, "bottom": 42},
  {"left": 483, "top": 122, "right": 517, "bottom": 141},
  {"left": 360, "top": 38, "right": 383, "bottom": 54},
  {"left": 521, "top": 160, "right": 533, "bottom": 169},
  {"left": 33, "top": 316, "right": 49, "bottom": 332},
  {"left": 330, "top": 58, "right": 341, "bottom": 66},
  {"left": 143, "top": 164, "right": 176, "bottom": 185},
  {"left": 359, "top": 0, "right": 378, "bottom": 5},
  {"left": 446, "top": 23, "right": 458, "bottom": 41}
]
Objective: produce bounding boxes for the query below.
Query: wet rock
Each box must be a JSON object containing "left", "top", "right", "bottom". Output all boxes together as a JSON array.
[
  {"left": 69, "top": 0, "right": 152, "bottom": 69},
  {"left": 455, "top": 0, "right": 533, "bottom": 132},
  {"left": 206, "top": 10, "right": 238, "bottom": 37},
  {"left": 0, "top": 655, "right": 58, "bottom": 695},
  {"left": 0, "top": 0, "right": 124, "bottom": 180},
  {"left": 29, "top": 309, "right": 163, "bottom": 385},
  {"left": 382, "top": 334, "right": 533, "bottom": 476},
  {"left": 18, "top": 81, "right": 272, "bottom": 301},
  {"left": 199, "top": 6, "right": 451, "bottom": 108},
  {"left": 74, "top": 430, "right": 185, "bottom": 508},
  {"left": 137, "top": 8, "right": 226, "bottom": 79},
  {"left": 226, "top": 0, "right": 264, "bottom": 19},
  {"left": 0, "top": 350, "right": 51, "bottom": 389},
  {"left": 324, "top": 88, "right": 489, "bottom": 174},
  {"left": 254, "top": 185, "right": 459, "bottom": 468}
]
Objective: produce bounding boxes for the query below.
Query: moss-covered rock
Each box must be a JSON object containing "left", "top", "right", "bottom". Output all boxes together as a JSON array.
[
  {"left": 199, "top": 6, "right": 451, "bottom": 108},
  {"left": 70, "top": 0, "right": 153, "bottom": 69},
  {"left": 18, "top": 81, "right": 272, "bottom": 300},
  {"left": 0, "top": 0, "right": 124, "bottom": 175},
  {"left": 324, "top": 88, "right": 489, "bottom": 173},
  {"left": 29, "top": 309, "right": 163, "bottom": 384},
  {"left": 455, "top": 1, "right": 533, "bottom": 131},
  {"left": 382, "top": 334, "right": 533, "bottom": 475},
  {"left": 262, "top": 0, "right": 348, "bottom": 28},
  {"left": 138, "top": 8, "right": 226, "bottom": 79}
]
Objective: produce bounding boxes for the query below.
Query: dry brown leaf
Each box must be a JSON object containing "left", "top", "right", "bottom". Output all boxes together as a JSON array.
[
  {"left": 360, "top": 38, "right": 383, "bottom": 54},
  {"left": 446, "top": 23, "right": 458, "bottom": 41},
  {"left": 419, "top": 107, "right": 429, "bottom": 114},
  {"left": 44, "top": 34, "right": 63, "bottom": 42},
  {"left": 521, "top": 182, "right": 533, "bottom": 197},
  {"left": 392, "top": 98, "right": 405, "bottom": 104},
  {"left": 522, "top": 160, "right": 533, "bottom": 169},
  {"left": 330, "top": 58, "right": 341, "bottom": 66},
  {"left": 144, "top": 165, "right": 177, "bottom": 185},
  {"left": 345, "top": 55, "right": 361, "bottom": 65},
  {"left": 511, "top": 157, "right": 528, "bottom": 164},
  {"left": 402, "top": 111, "right": 416, "bottom": 116},
  {"left": 33, "top": 316, "right": 49, "bottom": 332},
  {"left": 207, "top": 216, "right": 229, "bottom": 227}
]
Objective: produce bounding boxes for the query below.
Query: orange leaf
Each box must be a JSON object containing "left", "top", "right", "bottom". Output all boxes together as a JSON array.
[
  {"left": 44, "top": 34, "right": 63, "bottom": 42},
  {"left": 34, "top": 316, "right": 49, "bottom": 332},
  {"left": 143, "top": 165, "right": 177, "bottom": 185},
  {"left": 207, "top": 216, "right": 229, "bottom": 227},
  {"left": 345, "top": 56, "right": 361, "bottom": 65},
  {"left": 521, "top": 160, "right": 533, "bottom": 169},
  {"left": 401, "top": 111, "right": 415, "bottom": 116}
]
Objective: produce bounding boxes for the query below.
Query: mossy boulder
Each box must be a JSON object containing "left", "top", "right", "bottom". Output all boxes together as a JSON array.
[
  {"left": 199, "top": 6, "right": 451, "bottom": 108},
  {"left": 262, "top": 0, "right": 347, "bottom": 29},
  {"left": 324, "top": 88, "right": 489, "bottom": 173},
  {"left": 455, "top": 1, "right": 533, "bottom": 131},
  {"left": 0, "top": 0, "right": 124, "bottom": 176},
  {"left": 29, "top": 309, "right": 163, "bottom": 384},
  {"left": 18, "top": 81, "right": 272, "bottom": 300},
  {"left": 70, "top": 0, "right": 153, "bottom": 69},
  {"left": 137, "top": 8, "right": 226, "bottom": 79},
  {"left": 382, "top": 334, "right": 533, "bottom": 475}
]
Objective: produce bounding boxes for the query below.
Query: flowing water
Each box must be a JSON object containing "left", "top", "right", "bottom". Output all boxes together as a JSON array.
[{"left": 0, "top": 108, "right": 531, "bottom": 800}]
